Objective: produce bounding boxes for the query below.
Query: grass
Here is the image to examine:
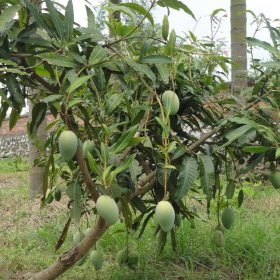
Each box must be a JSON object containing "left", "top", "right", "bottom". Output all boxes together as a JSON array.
[{"left": 0, "top": 158, "right": 280, "bottom": 279}]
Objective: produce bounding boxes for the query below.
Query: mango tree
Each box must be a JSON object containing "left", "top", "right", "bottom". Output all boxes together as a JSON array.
[{"left": 0, "top": 1, "right": 279, "bottom": 279}]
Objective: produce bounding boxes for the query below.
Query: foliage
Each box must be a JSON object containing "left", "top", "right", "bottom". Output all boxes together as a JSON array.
[{"left": 0, "top": 0, "right": 280, "bottom": 276}]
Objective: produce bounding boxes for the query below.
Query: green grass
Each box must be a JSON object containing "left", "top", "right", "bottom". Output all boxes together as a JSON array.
[{"left": 0, "top": 161, "right": 280, "bottom": 280}]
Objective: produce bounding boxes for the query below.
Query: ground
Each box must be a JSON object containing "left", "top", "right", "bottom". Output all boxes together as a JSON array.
[{"left": 0, "top": 158, "right": 280, "bottom": 280}]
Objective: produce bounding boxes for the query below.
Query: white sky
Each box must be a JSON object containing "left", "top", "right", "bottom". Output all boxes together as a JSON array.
[{"left": 57, "top": 0, "right": 279, "bottom": 60}]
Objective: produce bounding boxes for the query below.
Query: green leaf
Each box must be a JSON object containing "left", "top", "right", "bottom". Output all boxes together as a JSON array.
[
  {"left": 30, "top": 102, "right": 47, "bottom": 134},
  {"left": 42, "top": 94, "right": 63, "bottom": 103},
  {"left": 64, "top": 0, "right": 74, "bottom": 41},
  {"left": 45, "top": 0, "right": 64, "bottom": 39},
  {"left": 162, "top": 15, "right": 169, "bottom": 40},
  {"left": 165, "top": 29, "right": 176, "bottom": 55},
  {"left": 106, "top": 93, "right": 123, "bottom": 114},
  {"left": 111, "top": 154, "right": 136, "bottom": 178},
  {"left": 157, "top": 0, "right": 196, "bottom": 20},
  {"left": 276, "top": 148, "right": 280, "bottom": 159},
  {"left": 217, "top": 125, "right": 252, "bottom": 151},
  {"left": 114, "top": 125, "right": 138, "bottom": 154},
  {"left": 199, "top": 155, "right": 215, "bottom": 196},
  {"left": 242, "top": 146, "right": 272, "bottom": 153},
  {"left": 86, "top": 6, "right": 96, "bottom": 29},
  {"left": 127, "top": 61, "right": 156, "bottom": 82},
  {"left": 38, "top": 53, "right": 78, "bottom": 68},
  {"left": 211, "top": 8, "right": 226, "bottom": 17},
  {"left": 24, "top": 0, "right": 53, "bottom": 35},
  {"left": 118, "top": 3, "right": 154, "bottom": 25},
  {"left": 88, "top": 45, "right": 108, "bottom": 66},
  {"left": 156, "top": 64, "right": 169, "bottom": 84},
  {"left": 67, "top": 182, "right": 82, "bottom": 224},
  {"left": 87, "top": 153, "right": 101, "bottom": 175},
  {"left": 175, "top": 157, "right": 198, "bottom": 201},
  {"left": 9, "top": 109, "right": 20, "bottom": 130},
  {"left": 67, "top": 75, "right": 92, "bottom": 94},
  {"left": 109, "top": 4, "right": 137, "bottom": 23},
  {"left": 140, "top": 55, "right": 173, "bottom": 64},
  {"left": 247, "top": 37, "right": 279, "bottom": 57},
  {"left": 0, "top": 5, "right": 20, "bottom": 33}
]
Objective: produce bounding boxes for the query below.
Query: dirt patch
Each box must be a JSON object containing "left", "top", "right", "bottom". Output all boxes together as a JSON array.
[{"left": 0, "top": 172, "right": 28, "bottom": 189}]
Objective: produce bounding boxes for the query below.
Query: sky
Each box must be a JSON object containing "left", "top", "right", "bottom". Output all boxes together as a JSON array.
[{"left": 57, "top": 0, "right": 280, "bottom": 60}]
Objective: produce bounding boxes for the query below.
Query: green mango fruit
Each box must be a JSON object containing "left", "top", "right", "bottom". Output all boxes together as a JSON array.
[
  {"left": 155, "top": 201, "right": 175, "bottom": 232},
  {"left": 90, "top": 250, "right": 104, "bottom": 271},
  {"left": 269, "top": 172, "right": 280, "bottom": 189},
  {"left": 221, "top": 208, "right": 235, "bottom": 229},
  {"left": 58, "top": 130, "right": 78, "bottom": 161},
  {"left": 73, "top": 231, "right": 84, "bottom": 245},
  {"left": 162, "top": 90, "right": 180, "bottom": 115},
  {"left": 211, "top": 230, "right": 224, "bottom": 247},
  {"left": 96, "top": 195, "right": 119, "bottom": 225},
  {"left": 82, "top": 140, "right": 95, "bottom": 159}
]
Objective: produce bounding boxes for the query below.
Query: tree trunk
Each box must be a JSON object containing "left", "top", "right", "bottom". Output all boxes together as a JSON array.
[
  {"left": 28, "top": 98, "right": 47, "bottom": 198},
  {"left": 28, "top": 1, "right": 47, "bottom": 198},
  {"left": 230, "top": 0, "right": 247, "bottom": 94}
]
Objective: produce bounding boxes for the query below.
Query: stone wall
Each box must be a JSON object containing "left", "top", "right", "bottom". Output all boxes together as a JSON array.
[
  {"left": 0, "top": 134, "right": 28, "bottom": 158},
  {"left": 0, "top": 114, "right": 54, "bottom": 158}
]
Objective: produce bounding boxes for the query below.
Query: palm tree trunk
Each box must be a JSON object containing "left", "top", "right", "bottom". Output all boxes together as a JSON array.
[{"left": 231, "top": 0, "right": 247, "bottom": 94}]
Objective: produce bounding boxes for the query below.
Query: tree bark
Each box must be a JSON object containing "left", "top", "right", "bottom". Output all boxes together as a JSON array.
[
  {"left": 231, "top": 0, "right": 247, "bottom": 95},
  {"left": 28, "top": 98, "right": 47, "bottom": 198},
  {"left": 28, "top": 1, "right": 47, "bottom": 198}
]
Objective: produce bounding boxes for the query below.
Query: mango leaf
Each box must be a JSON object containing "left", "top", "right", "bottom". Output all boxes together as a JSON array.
[
  {"left": 157, "top": 0, "right": 196, "bottom": 20},
  {"left": 165, "top": 29, "right": 176, "bottom": 55},
  {"left": 175, "top": 157, "right": 198, "bottom": 201},
  {"left": 140, "top": 55, "right": 173, "bottom": 64},
  {"left": 156, "top": 64, "right": 169, "bottom": 84},
  {"left": 114, "top": 125, "right": 138, "bottom": 154},
  {"left": 30, "top": 102, "right": 47, "bottom": 134},
  {"left": 42, "top": 94, "right": 63, "bottom": 103},
  {"left": 110, "top": 154, "right": 136, "bottom": 180},
  {"left": 109, "top": 4, "right": 137, "bottom": 23},
  {"left": 87, "top": 153, "right": 101, "bottom": 175},
  {"left": 24, "top": 0, "right": 53, "bottom": 35},
  {"left": 106, "top": 93, "right": 123, "bottom": 114},
  {"left": 120, "top": 197, "right": 133, "bottom": 228},
  {"left": 88, "top": 45, "right": 108, "bottom": 66},
  {"left": 67, "top": 75, "right": 92, "bottom": 94},
  {"left": 276, "top": 148, "right": 280, "bottom": 159},
  {"left": 86, "top": 6, "right": 95, "bottom": 28},
  {"left": 127, "top": 61, "right": 156, "bottom": 82},
  {"left": 240, "top": 153, "right": 265, "bottom": 174},
  {"left": 247, "top": 37, "right": 279, "bottom": 57},
  {"left": 0, "top": 5, "right": 20, "bottom": 33},
  {"left": 162, "top": 15, "right": 169, "bottom": 40},
  {"left": 9, "top": 109, "right": 20, "bottom": 130},
  {"left": 199, "top": 155, "right": 215, "bottom": 195},
  {"left": 38, "top": 53, "right": 78, "bottom": 68},
  {"left": 0, "top": 102, "right": 9, "bottom": 127},
  {"left": 67, "top": 182, "right": 82, "bottom": 224},
  {"left": 64, "top": 0, "right": 74, "bottom": 41},
  {"left": 118, "top": 3, "right": 154, "bottom": 25},
  {"left": 242, "top": 146, "right": 272, "bottom": 153},
  {"left": 217, "top": 125, "right": 252, "bottom": 151},
  {"left": 45, "top": 0, "right": 64, "bottom": 39}
]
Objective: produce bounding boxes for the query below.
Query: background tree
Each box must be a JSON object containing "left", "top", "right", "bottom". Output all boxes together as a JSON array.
[
  {"left": 231, "top": 0, "right": 248, "bottom": 94},
  {"left": 28, "top": 0, "right": 48, "bottom": 198}
]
